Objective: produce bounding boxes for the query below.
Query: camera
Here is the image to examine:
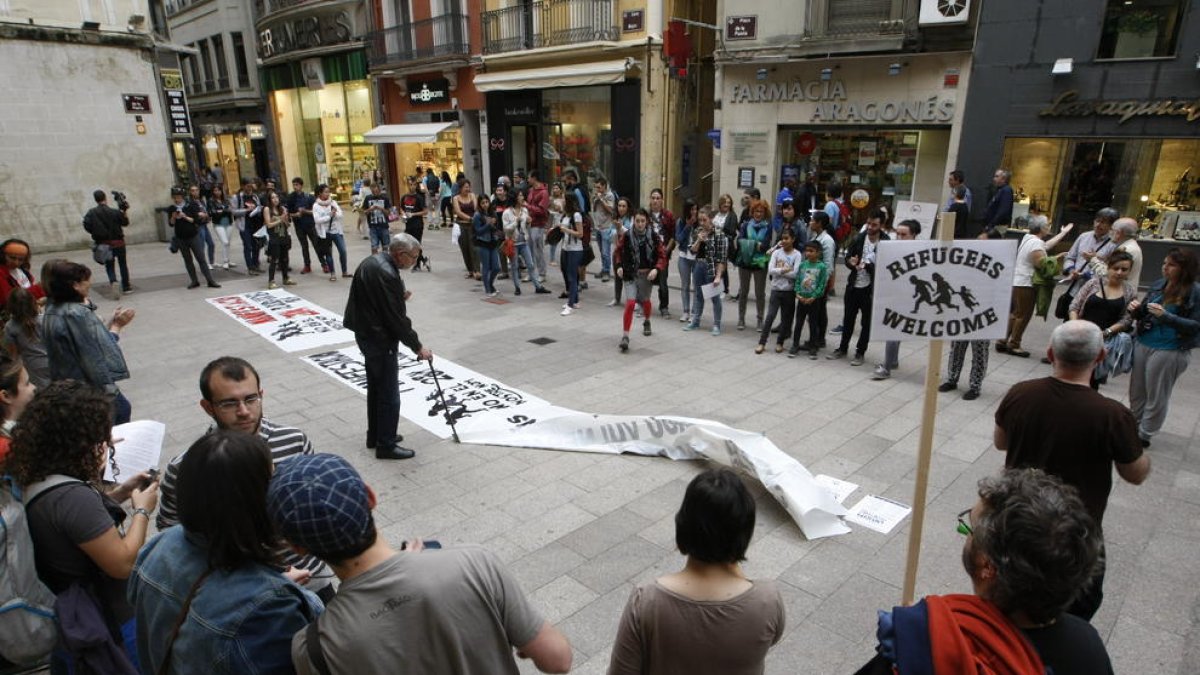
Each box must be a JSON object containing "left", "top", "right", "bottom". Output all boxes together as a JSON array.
[{"left": 112, "top": 190, "right": 130, "bottom": 211}]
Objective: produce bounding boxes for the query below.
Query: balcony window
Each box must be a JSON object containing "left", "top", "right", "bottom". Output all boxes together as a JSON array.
[
  {"left": 232, "top": 32, "right": 251, "bottom": 88},
  {"left": 1097, "top": 0, "right": 1185, "bottom": 59},
  {"left": 367, "top": 13, "right": 470, "bottom": 67},
  {"left": 826, "top": 0, "right": 891, "bottom": 37},
  {"left": 211, "top": 34, "right": 230, "bottom": 91},
  {"left": 482, "top": 0, "right": 617, "bottom": 55}
]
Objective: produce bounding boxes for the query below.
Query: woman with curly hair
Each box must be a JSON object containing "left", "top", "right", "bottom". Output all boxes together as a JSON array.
[
  {"left": 8, "top": 380, "right": 159, "bottom": 671},
  {"left": 129, "top": 430, "right": 323, "bottom": 674},
  {"left": 42, "top": 261, "right": 135, "bottom": 423}
]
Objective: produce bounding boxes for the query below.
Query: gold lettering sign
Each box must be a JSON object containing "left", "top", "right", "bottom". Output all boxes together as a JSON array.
[{"left": 1039, "top": 90, "right": 1200, "bottom": 124}]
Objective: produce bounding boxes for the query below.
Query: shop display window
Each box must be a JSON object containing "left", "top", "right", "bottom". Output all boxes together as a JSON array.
[
  {"left": 272, "top": 81, "right": 378, "bottom": 201},
  {"left": 780, "top": 128, "right": 919, "bottom": 214},
  {"left": 542, "top": 86, "right": 612, "bottom": 188},
  {"left": 1097, "top": 0, "right": 1185, "bottom": 59},
  {"left": 1001, "top": 136, "right": 1200, "bottom": 240},
  {"left": 391, "top": 128, "right": 465, "bottom": 186}
]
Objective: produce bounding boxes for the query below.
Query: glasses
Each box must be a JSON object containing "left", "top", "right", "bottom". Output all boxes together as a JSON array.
[
  {"left": 956, "top": 508, "right": 973, "bottom": 536},
  {"left": 213, "top": 394, "right": 262, "bottom": 411}
]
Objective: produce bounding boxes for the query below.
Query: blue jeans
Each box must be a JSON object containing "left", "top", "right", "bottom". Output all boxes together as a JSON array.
[
  {"left": 103, "top": 244, "right": 130, "bottom": 289},
  {"left": 328, "top": 233, "right": 348, "bottom": 274},
  {"left": 677, "top": 256, "right": 696, "bottom": 316},
  {"left": 510, "top": 243, "right": 544, "bottom": 291},
  {"left": 239, "top": 225, "right": 259, "bottom": 269},
  {"left": 477, "top": 245, "right": 500, "bottom": 293},
  {"left": 198, "top": 224, "right": 215, "bottom": 265},
  {"left": 691, "top": 261, "right": 722, "bottom": 328},
  {"left": 563, "top": 249, "right": 583, "bottom": 306},
  {"left": 597, "top": 226, "right": 615, "bottom": 273},
  {"left": 369, "top": 224, "right": 390, "bottom": 251},
  {"left": 357, "top": 336, "right": 400, "bottom": 449}
]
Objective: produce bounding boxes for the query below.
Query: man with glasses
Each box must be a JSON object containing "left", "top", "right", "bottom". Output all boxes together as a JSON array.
[
  {"left": 858, "top": 469, "right": 1113, "bottom": 673},
  {"left": 154, "top": 355, "right": 335, "bottom": 600},
  {"left": 994, "top": 320, "right": 1149, "bottom": 620},
  {"left": 344, "top": 233, "right": 433, "bottom": 461}
]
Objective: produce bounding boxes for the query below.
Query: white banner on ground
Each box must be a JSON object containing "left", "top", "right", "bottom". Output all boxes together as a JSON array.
[
  {"left": 870, "top": 239, "right": 1018, "bottom": 342},
  {"left": 207, "top": 289, "right": 356, "bottom": 352},
  {"left": 304, "top": 345, "right": 851, "bottom": 539}
]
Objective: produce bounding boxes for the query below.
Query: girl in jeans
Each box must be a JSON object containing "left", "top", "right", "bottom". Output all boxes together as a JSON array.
[
  {"left": 608, "top": 197, "right": 635, "bottom": 307},
  {"left": 675, "top": 200, "right": 699, "bottom": 325},
  {"left": 313, "top": 184, "right": 350, "bottom": 280},
  {"left": 684, "top": 206, "right": 728, "bottom": 335},
  {"left": 559, "top": 194, "right": 585, "bottom": 315},
  {"left": 472, "top": 195, "right": 501, "bottom": 297},
  {"left": 503, "top": 190, "right": 551, "bottom": 296},
  {"left": 206, "top": 185, "right": 236, "bottom": 269}
]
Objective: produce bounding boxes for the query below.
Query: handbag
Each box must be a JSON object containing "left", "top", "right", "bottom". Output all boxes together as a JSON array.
[
  {"left": 501, "top": 238, "right": 515, "bottom": 258},
  {"left": 1054, "top": 279, "right": 1078, "bottom": 320},
  {"left": 92, "top": 243, "right": 113, "bottom": 265},
  {"left": 546, "top": 226, "right": 564, "bottom": 246}
]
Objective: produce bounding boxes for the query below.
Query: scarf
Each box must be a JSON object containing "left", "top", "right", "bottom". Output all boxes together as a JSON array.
[
  {"left": 629, "top": 227, "right": 654, "bottom": 271},
  {"left": 879, "top": 595, "right": 1044, "bottom": 675}
]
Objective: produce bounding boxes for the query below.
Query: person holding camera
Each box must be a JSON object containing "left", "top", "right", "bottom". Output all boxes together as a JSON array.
[
  {"left": 1125, "top": 247, "right": 1200, "bottom": 447},
  {"left": 168, "top": 187, "right": 221, "bottom": 289},
  {"left": 83, "top": 189, "right": 133, "bottom": 295}
]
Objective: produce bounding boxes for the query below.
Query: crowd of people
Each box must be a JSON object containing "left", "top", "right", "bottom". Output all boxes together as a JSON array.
[{"left": 0, "top": 162, "right": 1197, "bottom": 674}]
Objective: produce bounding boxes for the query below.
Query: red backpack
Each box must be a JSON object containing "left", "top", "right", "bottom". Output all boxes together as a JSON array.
[{"left": 833, "top": 199, "right": 853, "bottom": 242}]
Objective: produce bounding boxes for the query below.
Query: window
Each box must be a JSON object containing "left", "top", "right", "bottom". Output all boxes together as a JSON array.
[
  {"left": 184, "top": 48, "right": 202, "bottom": 95},
  {"left": 211, "top": 34, "right": 229, "bottom": 90},
  {"left": 1098, "top": 0, "right": 1185, "bottom": 59},
  {"left": 196, "top": 38, "right": 213, "bottom": 92},
  {"left": 231, "top": 32, "right": 251, "bottom": 89}
]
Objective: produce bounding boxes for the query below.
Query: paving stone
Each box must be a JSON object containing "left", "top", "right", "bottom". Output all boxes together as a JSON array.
[
  {"left": 569, "top": 537, "right": 669, "bottom": 595},
  {"left": 529, "top": 574, "right": 600, "bottom": 625}
]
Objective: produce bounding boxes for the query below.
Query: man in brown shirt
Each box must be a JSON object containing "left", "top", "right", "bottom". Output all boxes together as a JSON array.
[{"left": 994, "top": 320, "right": 1150, "bottom": 620}]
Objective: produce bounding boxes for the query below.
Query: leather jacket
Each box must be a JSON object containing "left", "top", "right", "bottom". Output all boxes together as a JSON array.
[{"left": 343, "top": 252, "right": 423, "bottom": 352}]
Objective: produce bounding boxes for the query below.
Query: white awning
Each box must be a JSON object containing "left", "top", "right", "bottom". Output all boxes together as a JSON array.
[
  {"left": 474, "top": 59, "right": 634, "bottom": 92},
  {"left": 362, "top": 122, "right": 455, "bottom": 144}
]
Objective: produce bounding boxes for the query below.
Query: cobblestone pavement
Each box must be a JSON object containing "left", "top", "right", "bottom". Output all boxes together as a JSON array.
[{"left": 57, "top": 228, "right": 1200, "bottom": 673}]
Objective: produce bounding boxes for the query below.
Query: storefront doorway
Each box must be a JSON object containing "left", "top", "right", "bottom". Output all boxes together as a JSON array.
[{"left": 271, "top": 79, "right": 378, "bottom": 202}]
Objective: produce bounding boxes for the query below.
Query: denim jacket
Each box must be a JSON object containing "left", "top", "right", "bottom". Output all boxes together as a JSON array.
[
  {"left": 43, "top": 300, "right": 129, "bottom": 390},
  {"left": 128, "top": 527, "right": 323, "bottom": 675}
]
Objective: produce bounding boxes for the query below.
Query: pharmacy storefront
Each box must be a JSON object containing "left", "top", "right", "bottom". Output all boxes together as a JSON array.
[{"left": 716, "top": 54, "right": 971, "bottom": 223}]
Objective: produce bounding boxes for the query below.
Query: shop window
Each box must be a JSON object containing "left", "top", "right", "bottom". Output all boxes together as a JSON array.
[
  {"left": 541, "top": 86, "right": 612, "bottom": 189},
  {"left": 1097, "top": 0, "right": 1185, "bottom": 59},
  {"left": 272, "top": 80, "right": 378, "bottom": 202},
  {"left": 779, "top": 128, "right": 919, "bottom": 214},
  {"left": 231, "top": 32, "right": 251, "bottom": 89}
]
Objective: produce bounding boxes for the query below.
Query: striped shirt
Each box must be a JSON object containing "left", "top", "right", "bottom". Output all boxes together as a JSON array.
[{"left": 156, "top": 418, "right": 332, "bottom": 591}]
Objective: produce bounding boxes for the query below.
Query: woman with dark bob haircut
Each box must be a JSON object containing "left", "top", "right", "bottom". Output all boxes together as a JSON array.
[
  {"left": 42, "top": 260, "right": 135, "bottom": 423},
  {"left": 9, "top": 379, "right": 159, "bottom": 671},
  {"left": 129, "top": 430, "right": 323, "bottom": 674},
  {"left": 608, "top": 467, "right": 785, "bottom": 674}
]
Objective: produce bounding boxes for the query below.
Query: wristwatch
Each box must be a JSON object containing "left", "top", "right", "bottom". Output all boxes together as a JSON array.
[{"left": 131, "top": 507, "right": 151, "bottom": 520}]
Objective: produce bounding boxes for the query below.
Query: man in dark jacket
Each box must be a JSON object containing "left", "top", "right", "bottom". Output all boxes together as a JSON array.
[
  {"left": 828, "top": 209, "right": 888, "bottom": 365},
  {"left": 981, "top": 168, "right": 1014, "bottom": 238},
  {"left": 286, "top": 177, "right": 319, "bottom": 274},
  {"left": 343, "top": 233, "right": 433, "bottom": 460},
  {"left": 168, "top": 187, "right": 220, "bottom": 289},
  {"left": 82, "top": 189, "right": 132, "bottom": 294}
]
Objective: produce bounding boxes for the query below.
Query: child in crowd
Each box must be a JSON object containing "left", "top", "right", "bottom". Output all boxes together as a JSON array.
[
  {"left": 756, "top": 230, "right": 802, "bottom": 354},
  {"left": 0, "top": 352, "right": 35, "bottom": 465},
  {"left": 789, "top": 241, "right": 829, "bottom": 359},
  {"left": 3, "top": 286, "right": 49, "bottom": 388}
]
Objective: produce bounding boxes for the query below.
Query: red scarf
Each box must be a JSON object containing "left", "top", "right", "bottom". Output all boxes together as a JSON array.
[{"left": 926, "top": 595, "right": 1044, "bottom": 675}]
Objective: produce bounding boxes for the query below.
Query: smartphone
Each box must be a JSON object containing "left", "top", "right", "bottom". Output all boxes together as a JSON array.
[
  {"left": 400, "top": 539, "right": 442, "bottom": 550},
  {"left": 142, "top": 468, "right": 159, "bottom": 489}
]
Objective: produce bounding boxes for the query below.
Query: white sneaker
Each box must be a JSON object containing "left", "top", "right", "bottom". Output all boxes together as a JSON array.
[
  {"left": 560, "top": 307, "right": 573, "bottom": 316},
  {"left": 227, "top": 261, "right": 237, "bottom": 268},
  {"left": 605, "top": 299, "right": 618, "bottom": 307},
  {"left": 221, "top": 262, "right": 230, "bottom": 270},
  {"left": 679, "top": 313, "right": 691, "bottom": 323}
]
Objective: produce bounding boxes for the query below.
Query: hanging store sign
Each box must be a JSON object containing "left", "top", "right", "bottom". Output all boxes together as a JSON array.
[
  {"left": 160, "top": 69, "right": 192, "bottom": 137},
  {"left": 408, "top": 78, "right": 450, "bottom": 105},
  {"left": 1039, "top": 90, "right": 1200, "bottom": 124}
]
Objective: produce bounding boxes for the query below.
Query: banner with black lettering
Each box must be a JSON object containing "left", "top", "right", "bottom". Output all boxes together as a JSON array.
[
  {"left": 869, "top": 240, "right": 1017, "bottom": 342},
  {"left": 304, "top": 346, "right": 851, "bottom": 540},
  {"left": 207, "top": 289, "right": 355, "bottom": 352}
]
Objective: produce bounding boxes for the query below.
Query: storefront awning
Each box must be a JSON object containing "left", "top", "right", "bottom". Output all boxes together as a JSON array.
[
  {"left": 362, "top": 122, "right": 456, "bottom": 144},
  {"left": 474, "top": 58, "right": 634, "bottom": 92}
]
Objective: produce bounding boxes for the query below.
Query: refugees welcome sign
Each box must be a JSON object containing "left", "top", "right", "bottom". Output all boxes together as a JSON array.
[{"left": 870, "top": 240, "right": 1017, "bottom": 342}]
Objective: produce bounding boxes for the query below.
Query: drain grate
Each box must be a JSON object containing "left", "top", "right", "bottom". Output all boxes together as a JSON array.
[{"left": 528, "top": 337, "right": 556, "bottom": 346}]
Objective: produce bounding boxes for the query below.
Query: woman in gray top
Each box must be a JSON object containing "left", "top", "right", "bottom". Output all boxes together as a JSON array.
[{"left": 608, "top": 468, "right": 785, "bottom": 675}]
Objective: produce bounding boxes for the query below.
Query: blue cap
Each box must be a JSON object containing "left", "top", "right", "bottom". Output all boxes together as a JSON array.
[{"left": 267, "top": 454, "right": 371, "bottom": 556}]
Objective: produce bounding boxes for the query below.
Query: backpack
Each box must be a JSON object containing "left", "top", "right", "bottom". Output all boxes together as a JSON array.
[
  {"left": 425, "top": 174, "right": 441, "bottom": 195},
  {"left": 0, "top": 475, "right": 61, "bottom": 666},
  {"left": 833, "top": 199, "right": 853, "bottom": 243}
]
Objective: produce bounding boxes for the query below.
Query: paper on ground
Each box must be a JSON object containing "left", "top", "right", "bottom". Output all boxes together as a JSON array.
[
  {"left": 304, "top": 345, "right": 850, "bottom": 539},
  {"left": 105, "top": 420, "right": 166, "bottom": 482},
  {"left": 815, "top": 474, "right": 859, "bottom": 504},
  {"left": 845, "top": 495, "right": 912, "bottom": 534}
]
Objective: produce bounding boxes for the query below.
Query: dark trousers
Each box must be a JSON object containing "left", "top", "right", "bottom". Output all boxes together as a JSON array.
[
  {"left": 1067, "top": 544, "right": 1105, "bottom": 620},
  {"left": 839, "top": 285, "right": 873, "bottom": 356},
  {"left": 240, "top": 226, "right": 261, "bottom": 269},
  {"left": 814, "top": 291, "right": 829, "bottom": 346},
  {"left": 295, "top": 224, "right": 317, "bottom": 268},
  {"left": 791, "top": 299, "right": 819, "bottom": 349},
  {"left": 104, "top": 245, "right": 131, "bottom": 290},
  {"left": 759, "top": 289, "right": 796, "bottom": 345},
  {"left": 179, "top": 234, "right": 216, "bottom": 285},
  {"left": 657, "top": 257, "right": 671, "bottom": 311},
  {"left": 358, "top": 336, "right": 400, "bottom": 450},
  {"left": 458, "top": 224, "right": 479, "bottom": 273}
]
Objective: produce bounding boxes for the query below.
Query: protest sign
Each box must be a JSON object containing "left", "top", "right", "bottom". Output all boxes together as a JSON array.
[
  {"left": 870, "top": 239, "right": 1018, "bottom": 342},
  {"left": 207, "top": 289, "right": 356, "bottom": 352}
]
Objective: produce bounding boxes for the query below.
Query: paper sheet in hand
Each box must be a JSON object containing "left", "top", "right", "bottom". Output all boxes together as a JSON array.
[
  {"left": 701, "top": 281, "right": 725, "bottom": 299},
  {"left": 845, "top": 495, "right": 912, "bottom": 534},
  {"left": 104, "top": 420, "right": 166, "bottom": 482},
  {"left": 815, "top": 475, "right": 859, "bottom": 504}
]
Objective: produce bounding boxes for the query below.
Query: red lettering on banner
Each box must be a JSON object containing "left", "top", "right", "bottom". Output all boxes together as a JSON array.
[{"left": 280, "top": 307, "right": 319, "bottom": 318}]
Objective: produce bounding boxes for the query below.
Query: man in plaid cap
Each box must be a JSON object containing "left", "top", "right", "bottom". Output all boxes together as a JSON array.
[{"left": 268, "top": 453, "right": 572, "bottom": 674}]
